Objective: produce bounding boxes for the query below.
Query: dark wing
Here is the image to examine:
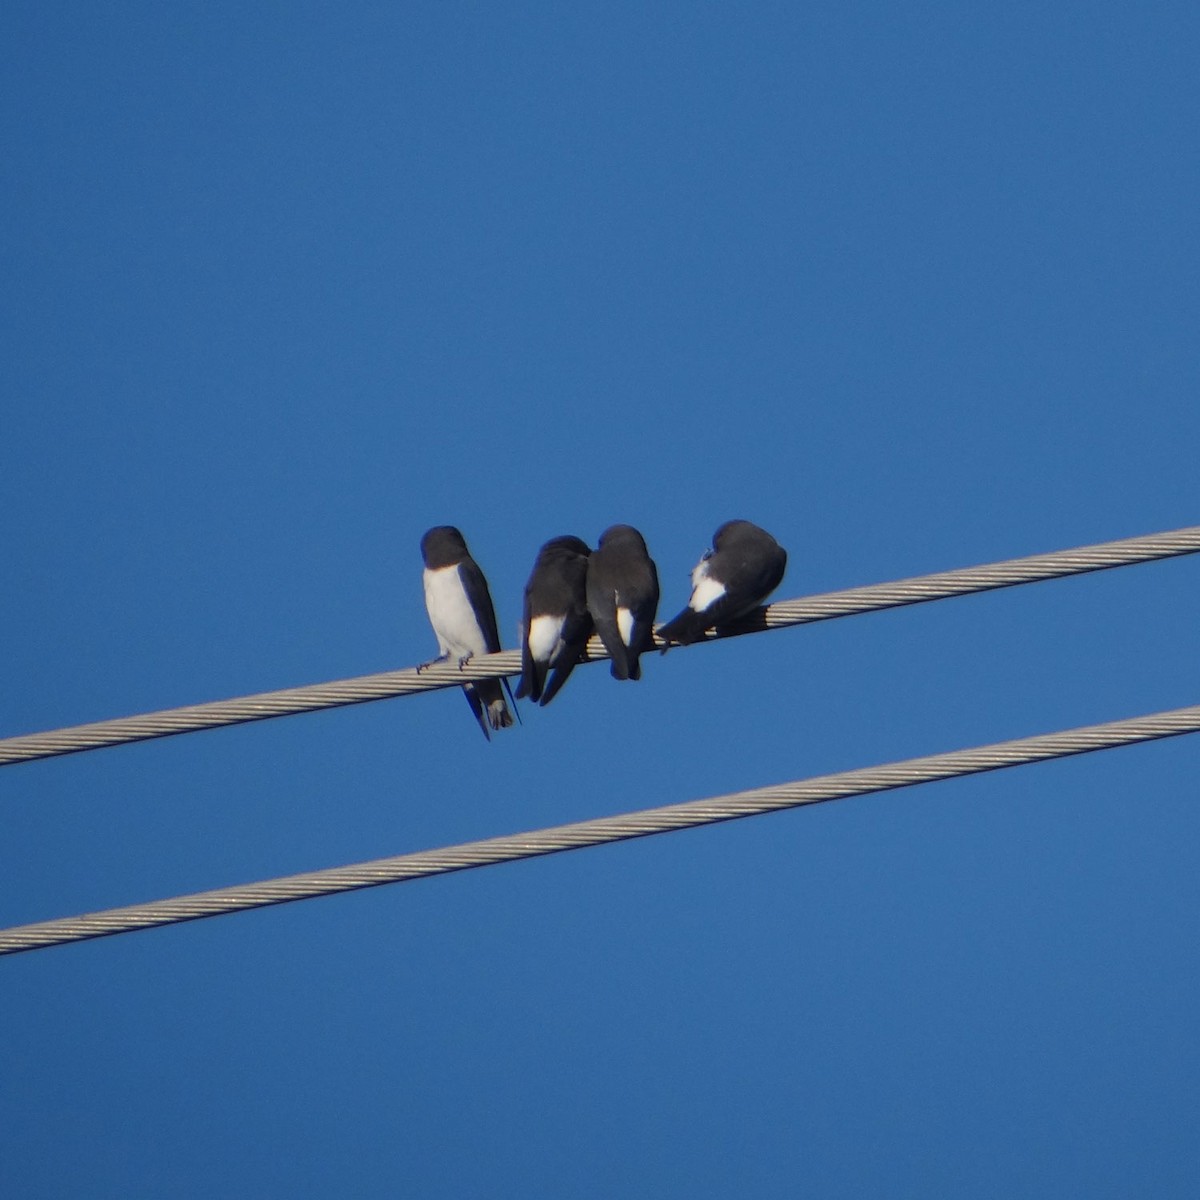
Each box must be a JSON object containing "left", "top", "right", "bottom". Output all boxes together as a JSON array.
[
  {"left": 458, "top": 557, "right": 503, "bottom": 653},
  {"left": 586, "top": 559, "right": 633, "bottom": 681},
  {"left": 540, "top": 593, "right": 594, "bottom": 706},
  {"left": 709, "top": 546, "right": 787, "bottom": 630},
  {"left": 660, "top": 541, "right": 785, "bottom": 645},
  {"left": 625, "top": 560, "right": 660, "bottom": 677},
  {"left": 515, "top": 590, "right": 544, "bottom": 703},
  {"left": 593, "top": 607, "right": 632, "bottom": 680}
]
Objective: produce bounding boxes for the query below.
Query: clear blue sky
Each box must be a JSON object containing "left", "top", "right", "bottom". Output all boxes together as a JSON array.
[{"left": 4, "top": 3, "right": 1199, "bottom": 1195}]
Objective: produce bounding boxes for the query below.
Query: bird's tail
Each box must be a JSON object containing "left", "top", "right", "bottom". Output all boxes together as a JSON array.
[
  {"left": 516, "top": 648, "right": 545, "bottom": 703},
  {"left": 656, "top": 607, "right": 709, "bottom": 648},
  {"left": 607, "top": 638, "right": 633, "bottom": 682},
  {"left": 539, "top": 660, "right": 578, "bottom": 706},
  {"left": 477, "top": 678, "right": 515, "bottom": 732},
  {"left": 625, "top": 621, "right": 657, "bottom": 680},
  {"left": 461, "top": 684, "right": 491, "bottom": 741}
]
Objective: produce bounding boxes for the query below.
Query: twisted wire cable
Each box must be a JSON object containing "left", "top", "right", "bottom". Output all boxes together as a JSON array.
[
  {"left": 2, "top": 701, "right": 1198, "bottom": 955},
  {"left": 3, "top": 524, "right": 1198, "bottom": 767}
]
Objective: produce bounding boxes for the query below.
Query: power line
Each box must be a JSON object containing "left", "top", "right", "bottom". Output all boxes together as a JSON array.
[
  {"left": 2, "top": 700, "right": 1197, "bottom": 956},
  {"left": 2, "top": 523, "right": 1198, "bottom": 768}
]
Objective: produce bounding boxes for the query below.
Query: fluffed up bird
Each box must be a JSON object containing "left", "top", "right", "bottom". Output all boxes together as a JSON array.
[
  {"left": 516, "top": 535, "right": 593, "bottom": 705},
  {"left": 419, "top": 526, "right": 517, "bottom": 740},
  {"left": 657, "top": 520, "right": 787, "bottom": 647},
  {"left": 585, "top": 524, "right": 659, "bottom": 681}
]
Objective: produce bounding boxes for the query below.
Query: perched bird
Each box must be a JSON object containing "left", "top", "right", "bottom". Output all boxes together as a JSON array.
[
  {"left": 517, "top": 535, "right": 593, "bottom": 706},
  {"left": 658, "top": 520, "right": 787, "bottom": 646},
  {"left": 585, "top": 524, "right": 660, "bottom": 681},
  {"left": 419, "top": 526, "right": 516, "bottom": 740}
]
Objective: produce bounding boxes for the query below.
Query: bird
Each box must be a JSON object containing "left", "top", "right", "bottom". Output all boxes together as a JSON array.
[
  {"left": 657, "top": 520, "right": 787, "bottom": 646},
  {"left": 585, "top": 524, "right": 660, "bottom": 681},
  {"left": 516, "top": 535, "right": 594, "bottom": 705},
  {"left": 419, "top": 526, "right": 517, "bottom": 740}
]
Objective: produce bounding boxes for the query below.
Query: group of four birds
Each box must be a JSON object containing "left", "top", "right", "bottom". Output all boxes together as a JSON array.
[{"left": 420, "top": 520, "right": 788, "bottom": 740}]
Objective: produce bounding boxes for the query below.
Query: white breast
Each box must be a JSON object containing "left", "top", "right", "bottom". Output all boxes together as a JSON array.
[
  {"left": 689, "top": 560, "right": 726, "bottom": 613},
  {"left": 616, "top": 606, "right": 634, "bottom": 646},
  {"left": 423, "top": 566, "right": 487, "bottom": 659},
  {"left": 527, "top": 614, "right": 565, "bottom": 663}
]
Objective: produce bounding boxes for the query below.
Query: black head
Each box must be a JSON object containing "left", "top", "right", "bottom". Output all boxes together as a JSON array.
[
  {"left": 421, "top": 525, "right": 470, "bottom": 568},
  {"left": 538, "top": 535, "right": 592, "bottom": 560},
  {"left": 597, "top": 524, "right": 648, "bottom": 553},
  {"left": 712, "top": 519, "right": 779, "bottom": 551}
]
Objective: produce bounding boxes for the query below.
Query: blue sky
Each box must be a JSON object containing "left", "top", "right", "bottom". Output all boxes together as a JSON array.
[{"left": 3, "top": 2, "right": 1199, "bottom": 1195}]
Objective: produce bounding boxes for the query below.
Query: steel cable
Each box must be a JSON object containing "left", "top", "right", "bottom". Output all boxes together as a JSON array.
[
  {"left": 2, "top": 701, "right": 1197, "bottom": 955},
  {"left": 2, "top": 524, "right": 1198, "bottom": 767}
]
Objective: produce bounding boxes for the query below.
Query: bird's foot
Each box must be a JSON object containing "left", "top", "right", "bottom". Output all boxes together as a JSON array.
[{"left": 417, "top": 653, "right": 450, "bottom": 674}]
